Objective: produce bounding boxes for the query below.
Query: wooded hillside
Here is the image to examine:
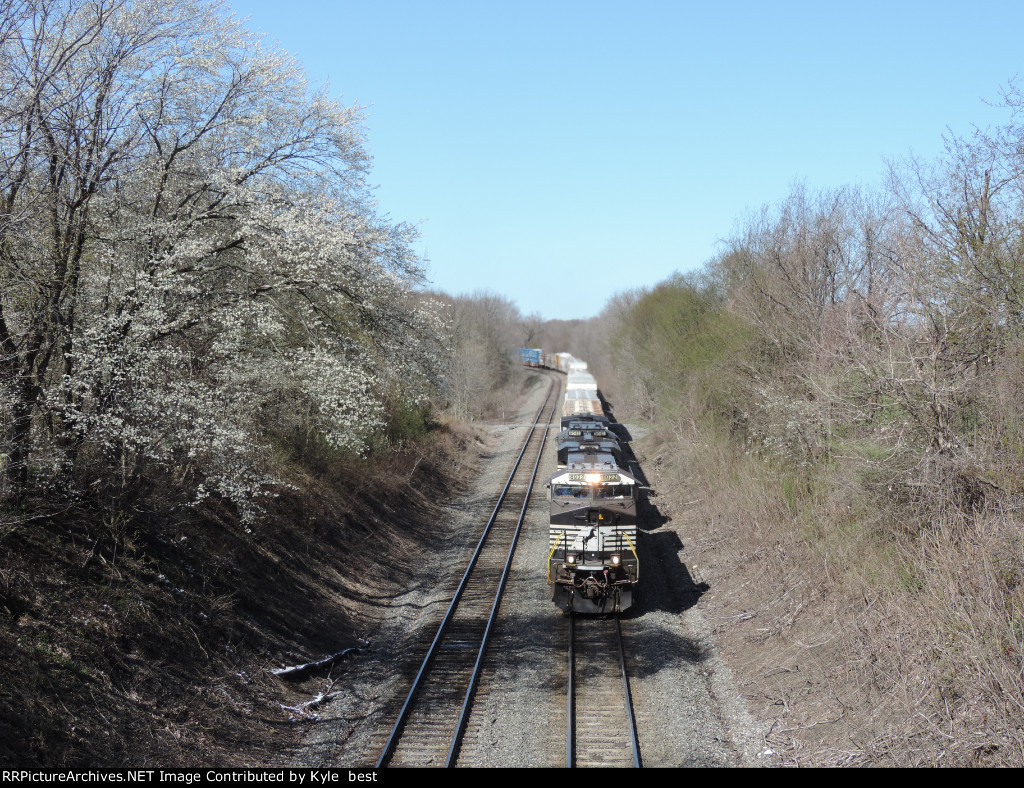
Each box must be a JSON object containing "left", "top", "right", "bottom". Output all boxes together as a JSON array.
[
  {"left": 0, "top": 0, "right": 456, "bottom": 522},
  {"left": 598, "top": 97, "right": 1024, "bottom": 765}
]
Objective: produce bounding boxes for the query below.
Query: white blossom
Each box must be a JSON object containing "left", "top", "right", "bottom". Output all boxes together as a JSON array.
[{"left": 0, "top": 0, "right": 450, "bottom": 521}]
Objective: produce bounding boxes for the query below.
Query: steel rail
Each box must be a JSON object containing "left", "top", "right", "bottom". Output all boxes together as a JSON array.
[
  {"left": 375, "top": 377, "right": 556, "bottom": 768},
  {"left": 444, "top": 390, "right": 557, "bottom": 766},
  {"left": 567, "top": 614, "right": 642, "bottom": 768},
  {"left": 567, "top": 613, "right": 575, "bottom": 768},
  {"left": 616, "top": 616, "right": 642, "bottom": 768}
]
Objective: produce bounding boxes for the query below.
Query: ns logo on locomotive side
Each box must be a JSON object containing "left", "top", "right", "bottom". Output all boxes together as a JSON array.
[{"left": 523, "top": 350, "right": 639, "bottom": 614}]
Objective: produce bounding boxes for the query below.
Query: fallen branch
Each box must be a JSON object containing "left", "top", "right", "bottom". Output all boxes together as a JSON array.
[
  {"left": 280, "top": 679, "right": 342, "bottom": 720},
  {"left": 270, "top": 640, "right": 368, "bottom": 679},
  {"left": 280, "top": 692, "right": 342, "bottom": 720}
]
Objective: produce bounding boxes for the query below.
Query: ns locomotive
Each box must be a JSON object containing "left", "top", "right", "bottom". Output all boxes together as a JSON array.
[{"left": 536, "top": 354, "right": 639, "bottom": 614}]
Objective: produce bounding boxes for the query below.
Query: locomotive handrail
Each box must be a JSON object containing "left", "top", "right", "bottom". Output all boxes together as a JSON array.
[
  {"left": 547, "top": 531, "right": 565, "bottom": 582},
  {"left": 622, "top": 531, "right": 639, "bottom": 582}
]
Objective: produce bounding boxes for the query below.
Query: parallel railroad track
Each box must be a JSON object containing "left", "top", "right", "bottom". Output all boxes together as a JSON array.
[
  {"left": 567, "top": 613, "right": 641, "bottom": 768},
  {"left": 375, "top": 377, "right": 559, "bottom": 768}
]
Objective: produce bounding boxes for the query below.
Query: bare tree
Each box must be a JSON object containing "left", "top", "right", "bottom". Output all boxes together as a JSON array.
[{"left": 434, "top": 290, "right": 523, "bottom": 419}]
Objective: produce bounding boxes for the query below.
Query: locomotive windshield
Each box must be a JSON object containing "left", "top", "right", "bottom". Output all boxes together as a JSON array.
[
  {"left": 595, "top": 484, "right": 632, "bottom": 499},
  {"left": 552, "top": 482, "right": 633, "bottom": 500},
  {"left": 553, "top": 484, "right": 589, "bottom": 498}
]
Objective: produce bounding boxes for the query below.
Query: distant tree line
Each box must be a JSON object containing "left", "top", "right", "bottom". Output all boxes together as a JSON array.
[{"left": 431, "top": 291, "right": 521, "bottom": 421}]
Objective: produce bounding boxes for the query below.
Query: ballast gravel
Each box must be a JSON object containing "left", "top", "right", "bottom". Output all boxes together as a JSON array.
[{"left": 292, "top": 379, "right": 765, "bottom": 768}]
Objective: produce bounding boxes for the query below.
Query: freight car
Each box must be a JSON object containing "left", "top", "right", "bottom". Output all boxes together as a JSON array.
[{"left": 560, "top": 388, "right": 604, "bottom": 427}]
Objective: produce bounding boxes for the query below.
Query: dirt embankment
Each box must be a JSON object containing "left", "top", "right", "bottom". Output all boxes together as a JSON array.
[
  {"left": 629, "top": 424, "right": 1024, "bottom": 767},
  {"left": 0, "top": 419, "right": 490, "bottom": 767}
]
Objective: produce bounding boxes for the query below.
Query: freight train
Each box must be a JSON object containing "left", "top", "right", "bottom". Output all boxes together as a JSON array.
[{"left": 524, "top": 350, "right": 639, "bottom": 614}]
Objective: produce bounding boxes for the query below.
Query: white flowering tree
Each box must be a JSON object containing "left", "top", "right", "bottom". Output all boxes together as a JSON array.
[{"left": 0, "top": 0, "right": 448, "bottom": 518}]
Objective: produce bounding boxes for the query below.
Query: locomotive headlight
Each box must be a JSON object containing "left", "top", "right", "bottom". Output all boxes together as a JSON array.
[
  {"left": 586, "top": 473, "right": 601, "bottom": 484},
  {"left": 566, "top": 553, "right": 577, "bottom": 565},
  {"left": 610, "top": 553, "right": 621, "bottom": 566}
]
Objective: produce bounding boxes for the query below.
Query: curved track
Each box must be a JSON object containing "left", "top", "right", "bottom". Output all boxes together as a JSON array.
[
  {"left": 568, "top": 613, "right": 641, "bottom": 768},
  {"left": 375, "top": 378, "right": 558, "bottom": 768}
]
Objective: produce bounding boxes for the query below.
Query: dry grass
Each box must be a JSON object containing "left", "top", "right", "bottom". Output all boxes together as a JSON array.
[{"left": 636, "top": 416, "right": 1024, "bottom": 767}]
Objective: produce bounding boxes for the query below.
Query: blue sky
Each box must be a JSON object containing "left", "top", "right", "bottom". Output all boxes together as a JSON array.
[{"left": 227, "top": 0, "right": 1024, "bottom": 320}]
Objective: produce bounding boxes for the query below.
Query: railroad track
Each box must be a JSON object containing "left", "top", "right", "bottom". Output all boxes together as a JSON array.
[
  {"left": 375, "top": 377, "right": 558, "bottom": 768},
  {"left": 567, "top": 613, "right": 641, "bottom": 768}
]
